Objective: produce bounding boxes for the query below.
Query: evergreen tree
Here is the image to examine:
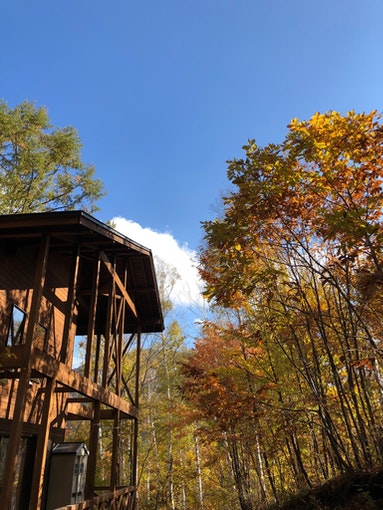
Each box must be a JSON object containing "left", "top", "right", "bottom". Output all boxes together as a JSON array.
[{"left": 0, "top": 100, "right": 104, "bottom": 213}]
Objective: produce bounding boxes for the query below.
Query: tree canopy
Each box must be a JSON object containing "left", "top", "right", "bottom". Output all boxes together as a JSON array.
[
  {"left": 189, "top": 110, "right": 383, "bottom": 509},
  {"left": 0, "top": 100, "right": 104, "bottom": 214},
  {"left": 200, "top": 110, "right": 383, "bottom": 308}
]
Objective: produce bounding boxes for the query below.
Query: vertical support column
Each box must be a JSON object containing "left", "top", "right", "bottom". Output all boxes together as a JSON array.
[
  {"left": 85, "top": 401, "right": 101, "bottom": 499},
  {"left": 1, "top": 233, "right": 50, "bottom": 509},
  {"left": 60, "top": 244, "right": 81, "bottom": 365},
  {"left": 94, "top": 334, "right": 101, "bottom": 385},
  {"left": 28, "top": 376, "right": 56, "bottom": 509},
  {"left": 102, "top": 259, "right": 115, "bottom": 388},
  {"left": 131, "top": 328, "right": 141, "bottom": 488},
  {"left": 114, "top": 298, "right": 122, "bottom": 397},
  {"left": 84, "top": 253, "right": 101, "bottom": 379},
  {"left": 115, "top": 261, "right": 127, "bottom": 398},
  {"left": 111, "top": 408, "right": 121, "bottom": 490},
  {"left": 110, "top": 264, "right": 126, "bottom": 491},
  {"left": 31, "top": 244, "right": 80, "bottom": 509}
]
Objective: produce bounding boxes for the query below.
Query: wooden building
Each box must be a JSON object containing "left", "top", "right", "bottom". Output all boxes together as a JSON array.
[{"left": 0, "top": 211, "right": 164, "bottom": 510}]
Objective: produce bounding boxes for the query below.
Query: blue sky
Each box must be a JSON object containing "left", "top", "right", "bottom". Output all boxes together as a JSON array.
[{"left": 2, "top": 0, "right": 383, "bottom": 317}]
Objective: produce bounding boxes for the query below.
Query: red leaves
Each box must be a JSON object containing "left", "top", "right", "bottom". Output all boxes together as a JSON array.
[
  {"left": 350, "top": 357, "right": 376, "bottom": 372},
  {"left": 180, "top": 322, "right": 269, "bottom": 431}
]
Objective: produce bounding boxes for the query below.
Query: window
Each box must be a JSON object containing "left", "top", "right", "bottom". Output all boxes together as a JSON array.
[
  {"left": 34, "top": 323, "right": 48, "bottom": 351},
  {"left": 7, "top": 306, "right": 27, "bottom": 347}
]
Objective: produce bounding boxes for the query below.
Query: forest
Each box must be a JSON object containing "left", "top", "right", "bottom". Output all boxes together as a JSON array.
[
  {"left": 128, "top": 111, "right": 383, "bottom": 509},
  {"left": 2, "top": 102, "right": 383, "bottom": 508},
  {"left": 66, "top": 110, "right": 383, "bottom": 509}
]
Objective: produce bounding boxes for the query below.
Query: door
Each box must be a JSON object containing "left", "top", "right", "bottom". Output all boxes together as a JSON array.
[{"left": 0, "top": 435, "right": 36, "bottom": 510}]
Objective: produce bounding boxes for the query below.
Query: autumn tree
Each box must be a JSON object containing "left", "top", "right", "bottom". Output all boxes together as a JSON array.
[
  {"left": 136, "top": 260, "right": 212, "bottom": 510},
  {"left": 0, "top": 100, "right": 104, "bottom": 213},
  {"left": 195, "top": 111, "right": 383, "bottom": 506},
  {"left": 181, "top": 319, "right": 276, "bottom": 510}
]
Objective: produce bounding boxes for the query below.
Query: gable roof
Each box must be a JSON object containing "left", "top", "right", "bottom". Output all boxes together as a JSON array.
[{"left": 0, "top": 210, "right": 164, "bottom": 333}]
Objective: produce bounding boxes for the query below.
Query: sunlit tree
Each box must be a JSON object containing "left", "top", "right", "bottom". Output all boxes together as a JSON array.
[{"left": 0, "top": 100, "right": 104, "bottom": 213}]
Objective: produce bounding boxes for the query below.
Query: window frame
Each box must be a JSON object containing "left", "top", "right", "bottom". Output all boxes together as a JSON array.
[{"left": 7, "top": 305, "right": 27, "bottom": 347}]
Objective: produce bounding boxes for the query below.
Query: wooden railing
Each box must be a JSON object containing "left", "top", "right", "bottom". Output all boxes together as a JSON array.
[{"left": 53, "top": 486, "right": 136, "bottom": 510}]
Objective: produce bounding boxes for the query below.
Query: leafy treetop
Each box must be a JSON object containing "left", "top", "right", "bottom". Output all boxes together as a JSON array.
[
  {"left": 0, "top": 100, "right": 104, "bottom": 214},
  {"left": 200, "top": 110, "right": 383, "bottom": 307}
]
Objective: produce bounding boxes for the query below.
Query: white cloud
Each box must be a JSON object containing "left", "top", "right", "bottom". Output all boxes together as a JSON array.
[{"left": 112, "top": 217, "right": 205, "bottom": 307}]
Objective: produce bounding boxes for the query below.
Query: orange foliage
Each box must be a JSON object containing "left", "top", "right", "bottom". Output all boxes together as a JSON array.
[
  {"left": 201, "top": 110, "right": 383, "bottom": 307},
  {"left": 181, "top": 322, "right": 271, "bottom": 432}
]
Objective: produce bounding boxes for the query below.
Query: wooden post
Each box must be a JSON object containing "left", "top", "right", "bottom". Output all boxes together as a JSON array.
[
  {"left": 102, "top": 292, "right": 112, "bottom": 389},
  {"left": 111, "top": 408, "right": 121, "bottom": 490},
  {"left": 100, "top": 251, "right": 138, "bottom": 320},
  {"left": 85, "top": 401, "right": 101, "bottom": 499},
  {"left": 117, "top": 262, "right": 127, "bottom": 398},
  {"left": 84, "top": 253, "right": 101, "bottom": 379},
  {"left": 60, "top": 245, "right": 81, "bottom": 365},
  {"left": 131, "top": 328, "right": 141, "bottom": 488},
  {"left": 1, "top": 234, "right": 50, "bottom": 509},
  {"left": 28, "top": 375, "right": 57, "bottom": 509},
  {"left": 102, "top": 258, "right": 114, "bottom": 389},
  {"left": 30, "top": 244, "right": 80, "bottom": 508},
  {"left": 94, "top": 333, "right": 101, "bottom": 385},
  {"left": 110, "top": 265, "right": 126, "bottom": 490}
]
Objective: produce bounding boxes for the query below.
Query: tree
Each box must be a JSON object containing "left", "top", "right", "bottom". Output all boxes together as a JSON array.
[
  {"left": 196, "top": 111, "right": 383, "bottom": 506},
  {"left": 201, "top": 111, "right": 383, "bottom": 309},
  {"left": 135, "top": 259, "right": 202, "bottom": 510},
  {"left": 0, "top": 100, "right": 104, "bottom": 213},
  {"left": 181, "top": 319, "right": 276, "bottom": 510}
]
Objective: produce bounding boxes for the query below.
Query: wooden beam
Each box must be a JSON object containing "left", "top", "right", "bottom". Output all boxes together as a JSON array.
[
  {"left": 116, "top": 263, "right": 127, "bottom": 399},
  {"left": 30, "top": 348, "right": 138, "bottom": 418},
  {"left": 100, "top": 250, "right": 138, "bottom": 319},
  {"left": 99, "top": 409, "right": 132, "bottom": 420},
  {"left": 102, "top": 277, "right": 113, "bottom": 388},
  {"left": 29, "top": 375, "right": 57, "bottom": 508},
  {"left": 131, "top": 329, "right": 142, "bottom": 487},
  {"left": 55, "top": 485, "right": 136, "bottom": 510},
  {"left": 84, "top": 252, "right": 101, "bottom": 378},
  {"left": 66, "top": 402, "right": 94, "bottom": 420},
  {"left": 60, "top": 244, "right": 81, "bottom": 364},
  {"left": 94, "top": 333, "right": 101, "bottom": 385},
  {"left": 85, "top": 401, "right": 100, "bottom": 500},
  {"left": 111, "top": 408, "right": 121, "bottom": 489}
]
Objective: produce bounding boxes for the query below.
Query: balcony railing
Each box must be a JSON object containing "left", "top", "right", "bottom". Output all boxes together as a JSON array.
[{"left": 53, "top": 486, "right": 135, "bottom": 510}]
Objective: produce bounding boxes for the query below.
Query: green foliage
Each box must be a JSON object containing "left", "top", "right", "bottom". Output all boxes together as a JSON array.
[{"left": 0, "top": 100, "right": 104, "bottom": 213}]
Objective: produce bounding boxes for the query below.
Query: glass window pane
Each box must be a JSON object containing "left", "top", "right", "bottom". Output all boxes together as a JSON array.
[
  {"left": 34, "top": 324, "right": 48, "bottom": 351},
  {"left": 7, "top": 306, "right": 27, "bottom": 346}
]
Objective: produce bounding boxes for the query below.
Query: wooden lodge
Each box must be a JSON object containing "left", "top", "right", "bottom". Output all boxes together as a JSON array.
[{"left": 0, "top": 211, "right": 164, "bottom": 510}]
